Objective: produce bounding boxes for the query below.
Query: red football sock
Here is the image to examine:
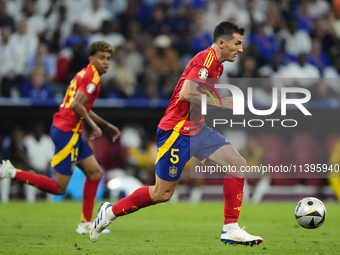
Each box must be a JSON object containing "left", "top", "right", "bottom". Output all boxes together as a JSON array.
[
  {"left": 81, "top": 178, "right": 100, "bottom": 222},
  {"left": 223, "top": 174, "right": 245, "bottom": 224},
  {"left": 15, "top": 170, "right": 59, "bottom": 194},
  {"left": 112, "top": 186, "right": 155, "bottom": 217}
]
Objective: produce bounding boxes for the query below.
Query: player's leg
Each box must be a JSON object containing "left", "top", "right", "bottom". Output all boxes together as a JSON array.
[
  {"left": 193, "top": 125, "right": 262, "bottom": 246},
  {"left": 206, "top": 144, "right": 263, "bottom": 246},
  {"left": 89, "top": 174, "right": 179, "bottom": 242},
  {"left": 89, "top": 128, "right": 189, "bottom": 242},
  {"left": 76, "top": 155, "right": 103, "bottom": 233},
  {"left": 0, "top": 159, "right": 69, "bottom": 194}
]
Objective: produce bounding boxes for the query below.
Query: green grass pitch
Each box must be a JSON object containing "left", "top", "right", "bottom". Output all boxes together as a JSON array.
[{"left": 0, "top": 201, "right": 339, "bottom": 255}]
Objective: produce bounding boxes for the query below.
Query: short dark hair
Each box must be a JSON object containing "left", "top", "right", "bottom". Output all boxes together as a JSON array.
[
  {"left": 88, "top": 41, "right": 114, "bottom": 56},
  {"left": 213, "top": 21, "right": 245, "bottom": 43}
]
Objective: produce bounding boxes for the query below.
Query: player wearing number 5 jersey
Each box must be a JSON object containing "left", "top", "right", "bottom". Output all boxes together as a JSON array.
[
  {"left": 89, "top": 22, "right": 263, "bottom": 247},
  {"left": 0, "top": 41, "right": 120, "bottom": 234}
]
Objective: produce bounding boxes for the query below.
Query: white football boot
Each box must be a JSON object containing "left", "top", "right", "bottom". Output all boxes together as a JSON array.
[
  {"left": 76, "top": 222, "right": 111, "bottom": 234},
  {"left": 89, "top": 202, "right": 115, "bottom": 242},
  {"left": 221, "top": 226, "right": 263, "bottom": 247},
  {"left": 0, "top": 160, "right": 16, "bottom": 179}
]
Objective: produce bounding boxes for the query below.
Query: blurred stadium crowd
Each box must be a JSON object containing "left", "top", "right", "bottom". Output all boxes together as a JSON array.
[
  {"left": 2, "top": 0, "right": 340, "bottom": 202},
  {"left": 1, "top": 0, "right": 340, "bottom": 100}
]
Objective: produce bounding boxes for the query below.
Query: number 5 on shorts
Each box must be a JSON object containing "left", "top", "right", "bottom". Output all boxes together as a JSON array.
[{"left": 170, "top": 148, "right": 179, "bottom": 164}]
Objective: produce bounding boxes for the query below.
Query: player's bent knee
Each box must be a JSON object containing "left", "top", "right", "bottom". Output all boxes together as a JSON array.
[
  {"left": 87, "top": 167, "right": 103, "bottom": 180},
  {"left": 230, "top": 156, "right": 247, "bottom": 169}
]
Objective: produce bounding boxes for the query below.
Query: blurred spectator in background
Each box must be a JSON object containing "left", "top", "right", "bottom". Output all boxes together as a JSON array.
[
  {"left": 328, "top": 9, "right": 340, "bottom": 39},
  {"left": 22, "top": 122, "right": 54, "bottom": 203},
  {"left": 126, "top": 20, "right": 152, "bottom": 52},
  {"left": 248, "top": 22, "right": 278, "bottom": 62},
  {"left": 236, "top": 0, "right": 266, "bottom": 33},
  {"left": 191, "top": 14, "right": 213, "bottom": 53},
  {"left": 279, "top": 53, "right": 320, "bottom": 88},
  {"left": 22, "top": 122, "right": 54, "bottom": 178},
  {"left": 0, "top": 25, "right": 23, "bottom": 97},
  {"left": 143, "top": 4, "right": 171, "bottom": 37},
  {"left": 0, "top": 0, "right": 16, "bottom": 32},
  {"left": 25, "top": 42, "right": 56, "bottom": 82},
  {"left": 8, "top": 18, "right": 38, "bottom": 83},
  {"left": 90, "top": 19, "right": 125, "bottom": 49},
  {"left": 266, "top": 1, "right": 283, "bottom": 34},
  {"left": 203, "top": 0, "right": 237, "bottom": 33},
  {"left": 79, "top": 0, "right": 112, "bottom": 34},
  {"left": 258, "top": 53, "right": 285, "bottom": 79},
  {"left": 323, "top": 58, "right": 340, "bottom": 95},
  {"left": 311, "top": 17, "right": 335, "bottom": 62},
  {"left": 63, "top": 0, "right": 92, "bottom": 25},
  {"left": 134, "top": 69, "right": 160, "bottom": 99},
  {"left": 21, "top": 67, "right": 53, "bottom": 100},
  {"left": 45, "top": 4, "right": 72, "bottom": 53},
  {"left": 18, "top": 0, "right": 46, "bottom": 38},
  {"left": 121, "top": 125, "right": 157, "bottom": 183},
  {"left": 117, "top": 1, "right": 144, "bottom": 38},
  {"left": 101, "top": 0, "right": 127, "bottom": 19},
  {"left": 307, "top": 38, "right": 330, "bottom": 75},
  {"left": 124, "top": 40, "right": 144, "bottom": 77},
  {"left": 276, "top": 38, "right": 297, "bottom": 66},
  {"left": 62, "top": 28, "right": 89, "bottom": 84},
  {"left": 61, "top": 23, "right": 89, "bottom": 50},
  {"left": 0, "top": 126, "right": 29, "bottom": 202},
  {"left": 102, "top": 47, "right": 137, "bottom": 98},
  {"left": 309, "top": 0, "right": 330, "bottom": 18},
  {"left": 146, "top": 34, "right": 181, "bottom": 75},
  {"left": 236, "top": 56, "right": 259, "bottom": 78},
  {"left": 297, "top": 0, "right": 314, "bottom": 33},
  {"left": 277, "top": 15, "right": 312, "bottom": 57},
  {"left": 1, "top": 126, "right": 29, "bottom": 174}
]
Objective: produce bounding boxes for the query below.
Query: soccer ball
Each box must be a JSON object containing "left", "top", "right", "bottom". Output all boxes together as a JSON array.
[{"left": 295, "top": 197, "right": 326, "bottom": 229}]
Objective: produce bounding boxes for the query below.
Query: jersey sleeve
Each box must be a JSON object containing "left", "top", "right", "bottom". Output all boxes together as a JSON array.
[
  {"left": 77, "top": 70, "right": 99, "bottom": 99},
  {"left": 186, "top": 53, "right": 215, "bottom": 85}
]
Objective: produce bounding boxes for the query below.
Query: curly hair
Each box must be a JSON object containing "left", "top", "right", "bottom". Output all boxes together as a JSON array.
[{"left": 88, "top": 41, "right": 114, "bottom": 56}]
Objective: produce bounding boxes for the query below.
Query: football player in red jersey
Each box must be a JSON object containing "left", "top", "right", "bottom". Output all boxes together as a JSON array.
[
  {"left": 0, "top": 41, "right": 120, "bottom": 234},
  {"left": 89, "top": 22, "right": 263, "bottom": 246}
]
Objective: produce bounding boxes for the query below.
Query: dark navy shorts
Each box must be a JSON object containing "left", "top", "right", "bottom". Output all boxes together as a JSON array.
[
  {"left": 50, "top": 125, "right": 93, "bottom": 176},
  {"left": 155, "top": 124, "right": 230, "bottom": 181}
]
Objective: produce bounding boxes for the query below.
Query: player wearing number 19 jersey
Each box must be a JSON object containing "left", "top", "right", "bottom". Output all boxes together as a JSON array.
[
  {"left": 89, "top": 22, "right": 263, "bottom": 247},
  {"left": 0, "top": 41, "right": 120, "bottom": 234}
]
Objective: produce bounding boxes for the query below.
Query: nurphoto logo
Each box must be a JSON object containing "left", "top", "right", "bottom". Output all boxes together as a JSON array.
[{"left": 200, "top": 84, "right": 312, "bottom": 128}]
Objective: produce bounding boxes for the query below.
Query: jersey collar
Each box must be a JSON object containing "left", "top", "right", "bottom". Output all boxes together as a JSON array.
[
  {"left": 89, "top": 63, "right": 99, "bottom": 75},
  {"left": 208, "top": 47, "right": 218, "bottom": 61}
]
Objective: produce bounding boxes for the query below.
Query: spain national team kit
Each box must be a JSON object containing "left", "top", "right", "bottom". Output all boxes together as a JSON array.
[
  {"left": 51, "top": 63, "right": 101, "bottom": 175},
  {"left": 156, "top": 47, "right": 230, "bottom": 181}
]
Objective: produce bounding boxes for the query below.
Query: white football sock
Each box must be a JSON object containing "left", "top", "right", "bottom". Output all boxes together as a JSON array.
[
  {"left": 105, "top": 205, "right": 116, "bottom": 221},
  {"left": 223, "top": 222, "right": 240, "bottom": 232}
]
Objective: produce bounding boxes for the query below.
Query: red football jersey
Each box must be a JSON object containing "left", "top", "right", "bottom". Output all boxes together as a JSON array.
[
  {"left": 53, "top": 63, "right": 101, "bottom": 134},
  {"left": 158, "top": 47, "right": 224, "bottom": 136}
]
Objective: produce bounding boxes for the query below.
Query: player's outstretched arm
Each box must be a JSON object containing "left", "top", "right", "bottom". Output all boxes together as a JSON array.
[
  {"left": 179, "top": 80, "right": 233, "bottom": 110},
  {"left": 71, "top": 90, "right": 102, "bottom": 139},
  {"left": 89, "top": 110, "right": 120, "bottom": 142}
]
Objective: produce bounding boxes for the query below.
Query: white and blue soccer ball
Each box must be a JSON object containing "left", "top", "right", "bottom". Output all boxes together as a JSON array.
[{"left": 295, "top": 197, "right": 326, "bottom": 229}]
